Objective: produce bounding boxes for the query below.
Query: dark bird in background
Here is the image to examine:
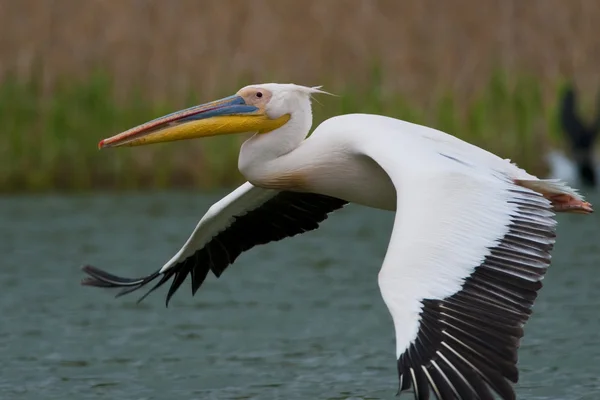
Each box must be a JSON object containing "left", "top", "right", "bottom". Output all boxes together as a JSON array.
[{"left": 558, "top": 83, "right": 600, "bottom": 187}]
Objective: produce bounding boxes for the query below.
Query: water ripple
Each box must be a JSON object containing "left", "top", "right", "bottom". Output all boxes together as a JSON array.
[{"left": 0, "top": 193, "right": 598, "bottom": 399}]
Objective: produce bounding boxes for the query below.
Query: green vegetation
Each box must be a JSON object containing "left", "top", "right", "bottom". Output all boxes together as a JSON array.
[{"left": 0, "top": 71, "right": 575, "bottom": 193}]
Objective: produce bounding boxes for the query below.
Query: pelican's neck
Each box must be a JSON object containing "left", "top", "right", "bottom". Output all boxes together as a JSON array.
[{"left": 238, "top": 106, "right": 313, "bottom": 184}]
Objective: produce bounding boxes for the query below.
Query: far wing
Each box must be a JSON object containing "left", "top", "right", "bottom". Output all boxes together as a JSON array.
[
  {"left": 82, "top": 182, "right": 347, "bottom": 305},
  {"left": 363, "top": 142, "right": 559, "bottom": 400}
]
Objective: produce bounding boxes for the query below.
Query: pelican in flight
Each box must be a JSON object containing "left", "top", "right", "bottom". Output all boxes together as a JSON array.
[{"left": 82, "top": 83, "right": 593, "bottom": 400}]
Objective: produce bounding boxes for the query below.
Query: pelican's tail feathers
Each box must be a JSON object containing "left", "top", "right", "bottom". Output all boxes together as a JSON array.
[{"left": 516, "top": 178, "right": 593, "bottom": 214}]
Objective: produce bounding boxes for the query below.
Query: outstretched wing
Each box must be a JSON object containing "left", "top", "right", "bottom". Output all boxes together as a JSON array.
[
  {"left": 82, "top": 182, "right": 347, "bottom": 305},
  {"left": 362, "top": 139, "right": 563, "bottom": 400}
]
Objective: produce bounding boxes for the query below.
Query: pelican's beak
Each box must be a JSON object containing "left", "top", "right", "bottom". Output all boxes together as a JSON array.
[{"left": 98, "top": 95, "right": 290, "bottom": 149}]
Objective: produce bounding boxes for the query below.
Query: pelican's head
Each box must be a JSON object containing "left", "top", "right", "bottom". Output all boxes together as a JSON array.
[{"left": 98, "top": 83, "right": 330, "bottom": 149}]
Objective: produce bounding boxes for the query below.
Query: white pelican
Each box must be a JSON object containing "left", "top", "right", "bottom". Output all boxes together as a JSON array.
[{"left": 82, "top": 83, "right": 593, "bottom": 399}]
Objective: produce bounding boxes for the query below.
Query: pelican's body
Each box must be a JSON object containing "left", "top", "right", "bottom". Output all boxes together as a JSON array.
[
  {"left": 82, "top": 83, "right": 593, "bottom": 400},
  {"left": 258, "top": 113, "right": 538, "bottom": 211}
]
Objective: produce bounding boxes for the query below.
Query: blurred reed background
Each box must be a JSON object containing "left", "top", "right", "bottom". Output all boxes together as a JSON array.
[{"left": 1, "top": 0, "right": 599, "bottom": 192}]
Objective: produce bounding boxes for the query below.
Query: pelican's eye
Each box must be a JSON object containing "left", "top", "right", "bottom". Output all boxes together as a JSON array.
[{"left": 256, "top": 92, "right": 263, "bottom": 98}]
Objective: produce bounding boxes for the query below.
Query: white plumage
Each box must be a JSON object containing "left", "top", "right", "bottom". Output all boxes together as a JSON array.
[
  {"left": 82, "top": 83, "right": 593, "bottom": 399},
  {"left": 160, "top": 182, "right": 277, "bottom": 273}
]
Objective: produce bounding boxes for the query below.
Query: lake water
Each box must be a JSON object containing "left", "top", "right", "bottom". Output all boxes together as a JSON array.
[{"left": 1, "top": 190, "right": 600, "bottom": 400}]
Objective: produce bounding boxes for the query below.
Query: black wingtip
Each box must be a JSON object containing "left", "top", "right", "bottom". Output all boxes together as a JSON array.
[
  {"left": 80, "top": 264, "right": 166, "bottom": 303},
  {"left": 80, "top": 264, "right": 149, "bottom": 287}
]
